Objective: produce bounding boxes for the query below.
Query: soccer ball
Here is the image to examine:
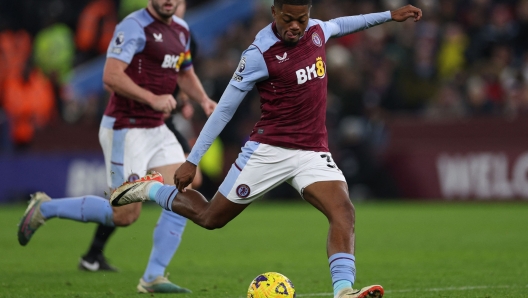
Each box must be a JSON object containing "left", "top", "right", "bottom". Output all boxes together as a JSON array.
[{"left": 247, "top": 272, "right": 296, "bottom": 298}]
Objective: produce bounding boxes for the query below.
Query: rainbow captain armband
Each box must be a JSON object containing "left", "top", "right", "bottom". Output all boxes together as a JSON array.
[{"left": 175, "top": 49, "right": 192, "bottom": 71}]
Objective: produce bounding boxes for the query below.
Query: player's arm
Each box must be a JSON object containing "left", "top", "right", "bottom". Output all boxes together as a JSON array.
[
  {"left": 103, "top": 58, "right": 166, "bottom": 108},
  {"left": 322, "top": 5, "right": 422, "bottom": 38},
  {"left": 177, "top": 66, "right": 216, "bottom": 116},
  {"left": 174, "top": 45, "right": 268, "bottom": 191},
  {"left": 104, "top": 18, "right": 176, "bottom": 113},
  {"left": 174, "top": 85, "right": 248, "bottom": 191}
]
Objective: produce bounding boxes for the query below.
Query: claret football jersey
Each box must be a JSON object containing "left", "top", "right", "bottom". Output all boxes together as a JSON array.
[
  {"left": 230, "top": 20, "right": 335, "bottom": 152},
  {"left": 104, "top": 8, "right": 192, "bottom": 129}
]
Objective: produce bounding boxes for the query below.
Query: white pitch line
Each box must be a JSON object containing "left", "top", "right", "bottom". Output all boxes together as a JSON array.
[{"left": 296, "top": 284, "right": 527, "bottom": 297}]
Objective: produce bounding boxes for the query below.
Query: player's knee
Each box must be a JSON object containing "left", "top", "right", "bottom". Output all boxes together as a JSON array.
[
  {"left": 200, "top": 217, "right": 227, "bottom": 230},
  {"left": 116, "top": 215, "right": 138, "bottom": 226},
  {"left": 341, "top": 200, "right": 355, "bottom": 217},
  {"left": 344, "top": 200, "right": 355, "bottom": 216},
  {"left": 330, "top": 199, "right": 355, "bottom": 224},
  {"left": 112, "top": 210, "right": 140, "bottom": 227}
]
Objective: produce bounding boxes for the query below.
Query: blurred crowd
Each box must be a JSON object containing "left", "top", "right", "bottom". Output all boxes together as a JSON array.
[
  {"left": 1, "top": 0, "right": 528, "bottom": 197},
  {"left": 0, "top": 0, "right": 211, "bottom": 149}
]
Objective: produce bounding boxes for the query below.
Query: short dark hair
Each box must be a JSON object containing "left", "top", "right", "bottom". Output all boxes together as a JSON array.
[{"left": 274, "top": 0, "right": 312, "bottom": 8}]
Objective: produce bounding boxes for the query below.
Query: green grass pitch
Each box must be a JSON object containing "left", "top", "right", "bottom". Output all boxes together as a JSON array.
[{"left": 1, "top": 200, "right": 527, "bottom": 297}]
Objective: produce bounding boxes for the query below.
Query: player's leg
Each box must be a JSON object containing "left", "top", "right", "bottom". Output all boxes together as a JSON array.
[
  {"left": 130, "top": 174, "right": 251, "bottom": 229},
  {"left": 80, "top": 224, "right": 118, "bottom": 272},
  {"left": 291, "top": 153, "right": 383, "bottom": 298},
  {"left": 157, "top": 142, "right": 294, "bottom": 228},
  {"left": 137, "top": 124, "right": 196, "bottom": 293},
  {"left": 17, "top": 191, "right": 143, "bottom": 244},
  {"left": 303, "top": 183, "right": 382, "bottom": 298},
  {"left": 17, "top": 193, "right": 115, "bottom": 246},
  {"left": 137, "top": 162, "right": 191, "bottom": 293},
  {"left": 112, "top": 142, "right": 291, "bottom": 229},
  {"left": 78, "top": 123, "right": 147, "bottom": 270}
]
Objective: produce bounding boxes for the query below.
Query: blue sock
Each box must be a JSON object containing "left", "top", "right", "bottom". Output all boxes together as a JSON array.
[
  {"left": 329, "top": 253, "right": 356, "bottom": 296},
  {"left": 150, "top": 185, "right": 178, "bottom": 211},
  {"left": 148, "top": 182, "right": 163, "bottom": 200},
  {"left": 40, "top": 195, "right": 114, "bottom": 226},
  {"left": 143, "top": 209, "right": 187, "bottom": 282}
]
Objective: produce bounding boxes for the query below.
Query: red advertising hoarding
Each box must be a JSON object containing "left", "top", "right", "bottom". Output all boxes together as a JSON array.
[{"left": 383, "top": 117, "right": 528, "bottom": 200}]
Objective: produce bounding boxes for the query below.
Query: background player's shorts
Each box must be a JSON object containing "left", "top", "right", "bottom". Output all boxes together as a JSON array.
[
  {"left": 99, "top": 116, "right": 185, "bottom": 189},
  {"left": 219, "top": 141, "right": 346, "bottom": 204}
]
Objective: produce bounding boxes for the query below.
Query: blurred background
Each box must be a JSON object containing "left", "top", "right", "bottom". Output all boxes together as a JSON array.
[{"left": 1, "top": 0, "right": 528, "bottom": 203}]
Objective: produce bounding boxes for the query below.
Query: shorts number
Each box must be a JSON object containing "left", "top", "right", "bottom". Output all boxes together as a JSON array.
[{"left": 320, "top": 154, "right": 338, "bottom": 169}]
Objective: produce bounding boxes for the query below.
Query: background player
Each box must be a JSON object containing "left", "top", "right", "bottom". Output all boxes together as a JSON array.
[
  {"left": 110, "top": 0, "right": 422, "bottom": 297},
  {"left": 17, "top": 0, "right": 216, "bottom": 293},
  {"left": 78, "top": 0, "right": 202, "bottom": 274}
]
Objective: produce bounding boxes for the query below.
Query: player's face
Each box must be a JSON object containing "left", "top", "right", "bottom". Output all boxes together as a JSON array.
[
  {"left": 272, "top": 4, "right": 311, "bottom": 46},
  {"left": 150, "top": 0, "right": 179, "bottom": 19}
]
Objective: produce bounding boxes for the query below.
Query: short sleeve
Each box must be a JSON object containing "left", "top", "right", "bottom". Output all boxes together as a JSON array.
[
  {"left": 229, "top": 45, "right": 269, "bottom": 91},
  {"left": 107, "top": 18, "right": 146, "bottom": 64}
]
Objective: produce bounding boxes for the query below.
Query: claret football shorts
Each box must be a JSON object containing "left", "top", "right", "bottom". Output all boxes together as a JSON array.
[
  {"left": 99, "top": 116, "right": 186, "bottom": 189},
  {"left": 219, "top": 141, "right": 346, "bottom": 204}
]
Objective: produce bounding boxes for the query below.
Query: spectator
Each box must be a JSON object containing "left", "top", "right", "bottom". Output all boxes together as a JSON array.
[
  {"left": 2, "top": 60, "right": 55, "bottom": 148},
  {"left": 75, "top": 0, "right": 118, "bottom": 64}
]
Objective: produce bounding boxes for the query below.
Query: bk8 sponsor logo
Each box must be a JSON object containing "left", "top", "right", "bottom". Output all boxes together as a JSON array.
[
  {"left": 161, "top": 53, "right": 185, "bottom": 70},
  {"left": 295, "top": 57, "right": 326, "bottom": 84}
]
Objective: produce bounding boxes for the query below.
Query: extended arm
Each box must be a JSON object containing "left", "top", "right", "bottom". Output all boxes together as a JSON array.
[
  {"left": 325, "top": 5, "right": 422, "bottom": 37},
  {"left": 174, "top": 84, "right": 248, "bottom": 191}
]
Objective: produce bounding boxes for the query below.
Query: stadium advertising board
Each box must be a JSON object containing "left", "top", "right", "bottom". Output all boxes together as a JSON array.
[
  {"left": 384, "top": 117, "right": 528, "bottom": 200},
  {"left": 0, "top": 154, "right": 107, "bottom": 203}
]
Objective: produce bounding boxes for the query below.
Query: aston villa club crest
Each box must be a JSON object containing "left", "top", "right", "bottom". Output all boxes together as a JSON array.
[
  {"left": 128, "top": 173, "right": 140, "bottom": 182},
  {"left": 236, "top": 184, "right": 251, "bottom": 198},
  {"left": 179, "top": 32, "right": 186, "bottom": 46},
  {"left": 312, "top": 32, "right": 322, "bottom": 47}
]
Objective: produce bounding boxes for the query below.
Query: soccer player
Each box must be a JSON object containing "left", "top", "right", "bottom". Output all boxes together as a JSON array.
[
  {"left": 110, "top": 1, "right": 422, "bottom": 297},
  {"left": 78, "top": 0, "right": 202, "bottom": 275},
  {"left": 17, "top": 0, "right": 216, "bottom": 293}
]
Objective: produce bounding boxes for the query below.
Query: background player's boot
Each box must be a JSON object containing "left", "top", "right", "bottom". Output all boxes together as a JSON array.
[
  {"left": 17, "top": 192, "right": 51, "bottom": 246},
  {"left": 137, "top": 275, "right": 192, "bottom": 293},
  {"left": 79, "top": 254, "right": 119, "bottom": 272},
  {"left": 110, "top": 171, "right": 164, "bottom": 206},
  {"left": 336, "top": 285, "right": 384, "bottom": 298}
]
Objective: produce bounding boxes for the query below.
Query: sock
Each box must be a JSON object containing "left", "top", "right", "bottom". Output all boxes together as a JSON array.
[
  {"left": 148, "top": 182, "right": 163, "bottom": 199},
  {"left": 143, "top": 209, "right": 187, "bottom": 282},
  {"left": 150, "top": 185, "right": 178, "bottom": 211},
  {"left": 84, "top": 224, "right": 117, "bottom": 260},
  {"left": 40, "top": 195, "right": 114, "bottom": 226},
  {"left": 329, "top": 253, "right": 356, "bottom": 297}
]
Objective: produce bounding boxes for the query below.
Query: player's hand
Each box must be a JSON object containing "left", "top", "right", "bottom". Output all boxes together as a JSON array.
[
  {"left": 151, "top": 94, "right": 177, "bottom": 114},
  {"left": 181, "top": 102, "right": 194, "bottom": 120},
  {"left": 391, "top": 5, "right": 422, "bottom": 22},
  {"left": 174, "top": 161, "right": 197, "bottom": 192},
  {"left": 201, "top": 98, "right": 217, "bottom": 116}
]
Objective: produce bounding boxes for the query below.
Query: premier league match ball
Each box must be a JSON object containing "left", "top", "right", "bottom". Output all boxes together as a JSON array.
[{"left": 247, "top": 272, "right": 296, "bottom": 298}]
